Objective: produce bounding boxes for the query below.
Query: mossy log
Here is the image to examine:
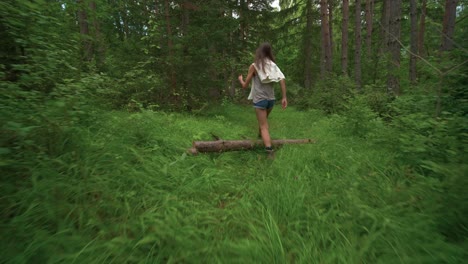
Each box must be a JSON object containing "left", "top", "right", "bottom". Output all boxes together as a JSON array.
[{"left": 188, "top": 139, "right": 315, "bottom": 155}]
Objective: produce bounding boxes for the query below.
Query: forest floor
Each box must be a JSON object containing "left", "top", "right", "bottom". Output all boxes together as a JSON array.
[{"left": 2, "top": 103, "right": 466, "bottom": 263}]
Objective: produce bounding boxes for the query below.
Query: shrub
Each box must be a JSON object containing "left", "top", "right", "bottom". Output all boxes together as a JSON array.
[
  {"left": 330, "top": 95, "right": 388, "bottom": 140},
  {"left": 295, "top": 75, "right": 356, "bottom": 114},
  {"left": 387, "top": 94, "right": 468, "bottom": 242},
  {"left": 360, "top": 83, "right": 393, "bottom": 117}
]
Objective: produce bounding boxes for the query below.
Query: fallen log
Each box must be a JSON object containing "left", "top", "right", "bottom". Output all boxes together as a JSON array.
[{"left": 188, "top": 139, "right": 315, "bottom": 155}]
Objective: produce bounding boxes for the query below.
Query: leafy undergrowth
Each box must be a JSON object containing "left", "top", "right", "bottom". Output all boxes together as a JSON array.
[{"left": 1, "top": 103, "right": 466, "bottom": 263}]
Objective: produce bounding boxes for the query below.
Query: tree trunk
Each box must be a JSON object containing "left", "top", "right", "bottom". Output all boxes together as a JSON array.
[
  {"left": 418, "top": 0, "right": 427, "bottom": 57},
  {"left": 355, "top": 0, "right": 362, "bottom": 87},
  {"left": 341, "top": 0, "right": 349, "bottom": 75},
  {"left": 239, "top": 0, "right": 247, "bottom": 43},
  {"left": 409, "top": 0, "right": 418, "bottom": 84},
  {"left": 229, "top": 8, "right": 236, "bottom": 98},
  {"left": 77, "top": 0, "right": 92, "bottom": 61},
  {"left": 365, "top": 0, "right": 374, "bottom": 56},
  {"left": 320, "top": 0, "right": 332, "bottom": 78},
  {"left": 373, "top": 0, "right": 389, "bottom": 83},
  {"left": 440, "top": 0, "right": 458, "bottom": 51},
  {"left": 328, "top": 1, "right": 333, "bottom": 70},
  {"left": 89, "top": 1, "right": 104, "bottom": 67},
  {"left": 380, "top": 0, "right": 390, "bottom": 53},
  {"left": 304, "top": 0, "right": 313, "bottom": 89},
  {"left": 164, "top": 0, "right": 177, "bottom": 98},
  {"left": 181, "top": 2, "right": 191, "bottom": 106},
  {"left": 387, "top": 0, "right": 401, "bottom": 95},
  {"left": 189, "top": 139, "right": 315, "bottom": 154}
]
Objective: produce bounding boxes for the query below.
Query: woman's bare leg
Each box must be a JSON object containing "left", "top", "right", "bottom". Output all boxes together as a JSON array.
[
  {"left": 258, "top": 108, "right": 273, "bottom": 138},
  {"left": 255, "top": 108, "right": 271, "bottom": 148}
]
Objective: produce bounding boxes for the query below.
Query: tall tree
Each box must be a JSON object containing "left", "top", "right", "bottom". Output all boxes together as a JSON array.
[
  {"left": 418, "top": 0, "right": 427, "bottom": 57},
  {"left": 409, "top": 0, "right": 418, "bottom": 84},
  {"left": 89, "top": 1, "right": 105, "bottom": 67},
  {"left": 355, "top": 0, "right": 362, "bottom": 87},
  {"left": 380, "top": 0, "right": 390, "bottom": 54},
  {"left": 387, "top": 0, "right": 402, "bottom": 95},
  {"left": 341, "top": 0, "right": 350, "bottom": 75},
  {"left": 164, "top": 0, "right": 177, "bottom": 97},
  {"left": 77, "top": 0, "right": 92, "bottom": 61},
  {"left": 328, "top": 1, "right": 334, "bottom": 68},
  {"left": 320, "top": 0, "right": 332, "bottom": 77},
  {"left": 365, "top": 0, "right": 374, "bottom": 56},
  {"left": 304, "top": 0, "right": 313, "bottom": 89},
  {"left": 440, "top": 0, "right": 458, "bottom": 51}
]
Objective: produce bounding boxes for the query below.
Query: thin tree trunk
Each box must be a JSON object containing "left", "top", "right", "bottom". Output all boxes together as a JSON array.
[
  {"left": 227, "top": 8, "right": 235, "bottom": 98},
  {"left": 181, "top": 2, "right": 191, "bottom": 105},
  {"left": 320, "top": 0, "right": 332, "bottom": 78},
  {"left": 328, "top": 1, "right": 333, "bottom": 70},
  {"left": 304, "top": 0, "right": 313, "bottom": 89},
  {"left": 341, "top": 0, "right": 349, "bottom": 75},
  {"left": 418, "top": 0, "right": 427, "bottom": 57},
  {"left": 409, "top": 0, "right": 418, "bottom": 84},
  {"left": 89, "top": 1, "right": 105, "bottom": 67},
  {"left": 373, "top": 0, "right": 389, "bottom": 83},
  {"left": 355, "top": 0, "right": 362, "bottom": 87},
  {"left": 365, "top": 0, "right": 374, "bottom": 56},
  {"left": 440, "top": 0, "right": 458, "bottom": 51},
  {"left": 164, "top": 0, "right": 177, "bottom": 97},
  {"left": 437, "top": 0, "right": 458, "bottom": 115},
  {"left": 380, "top": 0, "right": 390, "bottom": 54},
  {"left": 239, "top": 0, "right": 246, "bottom": 43},
  {"left": 320, "top": 0, "right": 326, "bottom": 76},
  {"left": 387, "top": 0, "right": 402, "bottom": 95},
  {"left": 77, "top": 0, "right": 92, "bottom": 61}
]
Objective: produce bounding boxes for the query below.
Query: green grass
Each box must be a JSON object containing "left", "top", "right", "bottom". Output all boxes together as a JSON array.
[{"left": 1, "top": 103, "right": 466, "bottom": 263}]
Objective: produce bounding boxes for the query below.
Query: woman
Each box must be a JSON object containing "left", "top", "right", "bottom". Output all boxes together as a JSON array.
[{"left": 238, "top": 42, "right": 287, "bottom": 154}]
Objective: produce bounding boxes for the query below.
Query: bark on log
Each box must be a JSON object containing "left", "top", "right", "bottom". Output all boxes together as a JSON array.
[{"left": 189, "top": 139, "right": 315, "bottom": 155}]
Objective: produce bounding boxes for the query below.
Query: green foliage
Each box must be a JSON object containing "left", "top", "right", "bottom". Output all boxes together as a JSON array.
[
  {"left": 1, "top": 0, "right": 467, "bottom": 262},
  {"left": 333, "top": 95, "right": 386, "bottom": 139},
  {"left": 296, "top": 75, "right": 356, "bottom": 113},
  {"left": 276, "top": 81, "right": 302, "bottom": 104},
  {"left": 0, "top": 0, "right": 80, "bottom": 89},
  {"left": 360, "top": 83, "right": 393, "bottom": 116},
  {"left": 387, "top": 93, "right": 468, "bottom": 243}
]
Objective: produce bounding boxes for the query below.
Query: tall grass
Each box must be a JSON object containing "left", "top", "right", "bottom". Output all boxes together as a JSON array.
[{"left": 1, "top": 103, "right": 466, "bottom": 263}]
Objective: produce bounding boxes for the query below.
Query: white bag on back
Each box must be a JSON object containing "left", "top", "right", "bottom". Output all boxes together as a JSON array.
[{"left": 248, "top": 60, "right": 285, "bottom": 100}]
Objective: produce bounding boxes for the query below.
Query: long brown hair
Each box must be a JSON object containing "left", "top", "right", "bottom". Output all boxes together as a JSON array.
[{"left": 255, "top": 42, "right": 276, "bottom": 73}]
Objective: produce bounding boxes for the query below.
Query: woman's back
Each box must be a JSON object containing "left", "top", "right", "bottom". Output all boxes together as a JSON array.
[{"left": 252, "top": 71, "right": 275, "bottom": 103}]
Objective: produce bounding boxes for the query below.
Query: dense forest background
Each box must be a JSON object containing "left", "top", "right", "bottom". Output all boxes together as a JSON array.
[{"left": 1, "top": 0, "right": 467, "bottom": 262}]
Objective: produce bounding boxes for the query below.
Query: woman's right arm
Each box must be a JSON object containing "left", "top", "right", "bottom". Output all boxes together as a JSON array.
[
  {"left": 280, "top": 79, "right": 287, "bottom": 109},
  {"left": 238, "top": 64, "right": 256, "bottom": 89}
]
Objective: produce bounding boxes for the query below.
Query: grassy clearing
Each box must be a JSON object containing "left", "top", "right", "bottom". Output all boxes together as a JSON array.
[{"left": 1, "top": 104, "right": 466, "bottom": 263}]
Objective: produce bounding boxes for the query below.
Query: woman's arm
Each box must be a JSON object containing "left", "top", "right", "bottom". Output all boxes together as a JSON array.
[
  {"left": 238, "top": 64, "right": 256, "bottom": 89},
  {"left": 280, "top": 79, "right": 287, "bottom": 109}
]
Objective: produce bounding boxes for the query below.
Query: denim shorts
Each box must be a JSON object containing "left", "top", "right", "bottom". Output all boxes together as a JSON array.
[{"left": 253, "top": 99, "right": 275, "bottom": 110}]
